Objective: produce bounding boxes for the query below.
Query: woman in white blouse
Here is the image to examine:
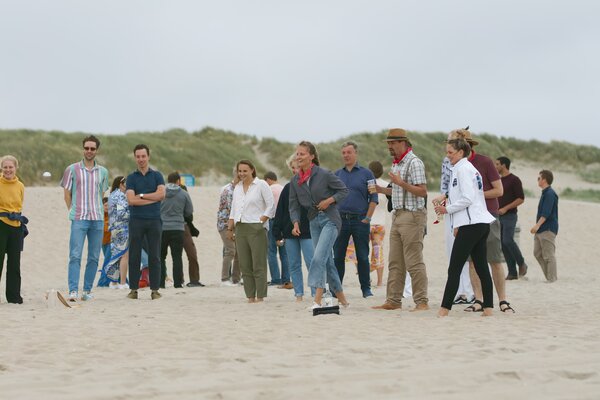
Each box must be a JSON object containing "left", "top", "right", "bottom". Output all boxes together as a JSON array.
[
  {"left": 227, "top": 160, "right": 275, "bottom": 303},
  {"left": 434, "top": 138, "right": 495, "bottom": 317}
]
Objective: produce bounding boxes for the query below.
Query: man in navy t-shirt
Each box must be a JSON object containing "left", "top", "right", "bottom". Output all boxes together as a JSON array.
[
  {"left": 531, "top": 170, "right": 559, "bottom": 282},
  {"left": 125, "top": 144, "right": 165, "bottom": 300}
]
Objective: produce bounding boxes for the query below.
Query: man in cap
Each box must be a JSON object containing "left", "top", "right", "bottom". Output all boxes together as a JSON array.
[
  {"left": 455, "top": 128, "right": 515, "bottom": 313},
  {"left": 372, "top": 129, "right": 429, "bottom": 311}
]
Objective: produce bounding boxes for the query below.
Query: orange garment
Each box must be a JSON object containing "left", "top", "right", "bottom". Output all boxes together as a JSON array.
[{"left": 102, "top": 210, "right": 111, "bottom": 245}]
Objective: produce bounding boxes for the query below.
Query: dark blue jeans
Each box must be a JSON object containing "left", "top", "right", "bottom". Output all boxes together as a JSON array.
[
  {"left": 161, "top": 230, "right": 184, "bottom": 288},
  {"left": 333, "top": 217, "right": 371, "bottom": 293},
  {"left": 129, "top": 218, "right": 162, "bottom": 290},
  {"left": 500, "top": 213, "right": 525, "bottom": 276},
  {"left": 267, "top": 220, "right": 290, "bottom": 284}
]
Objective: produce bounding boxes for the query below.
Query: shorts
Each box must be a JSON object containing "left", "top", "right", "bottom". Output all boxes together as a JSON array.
[{"left": 485, "top": 216, "right": 503, "bottom": 263}]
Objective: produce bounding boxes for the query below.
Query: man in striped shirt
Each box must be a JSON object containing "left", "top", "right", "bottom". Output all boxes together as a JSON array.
[{"left": 61, "top": 135, "right": 109, "bottom": 302}]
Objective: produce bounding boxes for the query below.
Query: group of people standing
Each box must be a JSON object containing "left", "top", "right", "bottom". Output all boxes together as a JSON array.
[{"left": 0, "top": 128, "right": 559, "bottom": 311}]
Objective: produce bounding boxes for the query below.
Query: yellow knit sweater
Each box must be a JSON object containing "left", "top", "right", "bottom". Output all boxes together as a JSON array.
[{"left": 0, "top": 176, "right": 25, "bottom": 227}]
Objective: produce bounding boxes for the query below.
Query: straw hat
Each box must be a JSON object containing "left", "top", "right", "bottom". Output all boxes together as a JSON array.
[
  {"left": 447, "top": 126, "right": 479, "bottom": 146},
  {"left": 384, "top": 128, "right": 409, "bottom": 142}
]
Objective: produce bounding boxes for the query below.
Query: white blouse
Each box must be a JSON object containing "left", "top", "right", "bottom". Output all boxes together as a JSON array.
[{"left": 229, "top": 177, "right": 275, "bottom": 228}]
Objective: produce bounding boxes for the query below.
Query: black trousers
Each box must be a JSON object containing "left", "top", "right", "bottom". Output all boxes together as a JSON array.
[
  {"left": 161, "top": 230, "right": 184, "bottom": 288},
  {"left": 0, "top": 221, "right": 23, "bottom": 304},
  {"left": 129, "top": 218, "right": 162, "bottom": 290},
  {"left": 441, "top": 223, "right": 494, "bottom": 310}
]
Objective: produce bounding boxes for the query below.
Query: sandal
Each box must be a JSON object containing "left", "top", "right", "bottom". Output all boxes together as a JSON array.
[
  {"left": 464, "top": 299, "right": 484, "bottom": 312},
  {"left": 499, "top": 300, "right": 516, "bottom": 313}
]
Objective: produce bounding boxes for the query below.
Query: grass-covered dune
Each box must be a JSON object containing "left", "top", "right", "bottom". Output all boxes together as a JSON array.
[{"left": 2, "top": 127, "right": 599, "bottom": 194}]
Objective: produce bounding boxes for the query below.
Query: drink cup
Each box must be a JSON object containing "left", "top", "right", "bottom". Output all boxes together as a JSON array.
[{"left": 367, "top": 179, "right": 376, "bottom": 194}]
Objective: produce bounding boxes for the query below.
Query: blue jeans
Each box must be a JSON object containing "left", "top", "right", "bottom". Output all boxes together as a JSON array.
[
  {"left": 334, "top": 217, "right": 371, "bottom": 293},
  {"left": 284, "top": 237, "right": 315, "bottom": 297},
  {"left": 267, "top": 220, "right": 290, "bottom": 284},
  {"left": 68, "top": 220, "right": 104, "bottom": 293},
  {"left": 500, "top": 212, "right": 525, "bottom": 276},
  {"left": 308, "top": 212, "right": 343, "bottom": 293}
]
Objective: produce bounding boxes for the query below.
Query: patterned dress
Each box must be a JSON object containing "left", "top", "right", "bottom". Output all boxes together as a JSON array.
[{"left": 103, "top": 189, "right": 130, "bottom": 282}]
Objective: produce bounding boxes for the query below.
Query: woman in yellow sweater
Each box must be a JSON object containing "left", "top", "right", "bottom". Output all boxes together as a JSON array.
[{"left": 0, "top": 155, "right": 25, "bottom": 304}]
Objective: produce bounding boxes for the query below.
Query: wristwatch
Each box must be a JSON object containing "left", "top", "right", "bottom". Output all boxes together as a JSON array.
[{"left": 140, "top": 193, "right": 144, "bottom": 199}]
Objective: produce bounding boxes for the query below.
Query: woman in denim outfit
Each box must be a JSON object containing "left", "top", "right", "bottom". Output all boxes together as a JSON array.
[{"left": 289, "top": 141, "right": 350, "bottom": 309}]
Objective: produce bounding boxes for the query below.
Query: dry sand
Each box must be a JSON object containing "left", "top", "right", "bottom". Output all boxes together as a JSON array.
[{"left": 1, "top": 169, "right": 599, "bottom": 399}]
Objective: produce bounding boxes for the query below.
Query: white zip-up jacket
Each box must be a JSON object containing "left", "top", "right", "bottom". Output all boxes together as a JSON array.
[{"left": 446, "top": 157, "right": 495, "bottom": 229}]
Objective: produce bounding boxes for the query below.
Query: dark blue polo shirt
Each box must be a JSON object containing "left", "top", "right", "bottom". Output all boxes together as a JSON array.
[
  {"left": 537, "top": 186, "right": 559, "bottom": 234},
  {"left": 335, "top": 163, "right": 378, "bottom": 215},
  {"left": 126, "top": 168, "right": 165, "bottom": 220}
]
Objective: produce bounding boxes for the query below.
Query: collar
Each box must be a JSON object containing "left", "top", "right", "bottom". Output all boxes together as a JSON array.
[
  {"left": 298, "top": 164, "right": 316, "bottom": 185},
  {"left": 343, "top": 162, "right": 360, "bottom": 172},
  {"left": 468, "top": 149, "right": 476, "bottom": 162},
  {"left": 0, "top": 176, "right": 19, "bottom": 184},
  {"left": 393, "top": 148, "right": 412, "bottom": 165},
  {"left": 79, "top": 159, "right": 98, "bottom": 170}
]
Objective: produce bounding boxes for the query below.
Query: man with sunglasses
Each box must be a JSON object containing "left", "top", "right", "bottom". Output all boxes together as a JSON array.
[{"left": 60, "top": 135, "right": 109, "bottom": 302}]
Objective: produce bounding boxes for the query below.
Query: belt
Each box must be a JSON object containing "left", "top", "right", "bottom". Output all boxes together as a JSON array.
[{"left": 340, "top": 213, "right": 363, "bottom": 220}]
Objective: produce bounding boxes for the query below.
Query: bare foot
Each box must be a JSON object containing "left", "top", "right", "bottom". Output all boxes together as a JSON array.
[
  {"left": 256, "top": 298, "right": 264, "bottom": 302},
  {"left": 437, "top": 307, "right": 449, "bottom": 317},
  {"left": 482, "top": 308, "right": 493, "bottom": 317},
  {"left": 295, "top": 296, "right": 303, "bottom": 302},
  {"left": 247, "top": 298, "right": 256, "bottom": 303}
]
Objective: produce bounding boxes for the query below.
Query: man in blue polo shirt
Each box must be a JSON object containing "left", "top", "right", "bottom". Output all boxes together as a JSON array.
[
  {"left": 125, "top": 144, "right": 166, "bottom": 299},
  {"left": 531, "top": 169, "right": 559, "bottom": 282},
  {"left": 333, "top": 141, "right": 378, "bottom": 298}
]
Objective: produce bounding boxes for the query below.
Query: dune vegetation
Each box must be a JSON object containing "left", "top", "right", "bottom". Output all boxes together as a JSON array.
[{"left": 2, "top": 127, "right": 599, "bottom": 202}]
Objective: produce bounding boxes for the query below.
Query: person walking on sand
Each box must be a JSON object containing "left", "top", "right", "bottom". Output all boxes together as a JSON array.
[
  {"left": 272, "top": 154, "right": 314, "bottom": 302},
  {"left": 434, "top": 136, "right": 495, "bottom": 317},
  {"left": 289, "top": 141, "right": 350, "bottom": 310},
  {"left": 125, "top": 144, "right": 165, "bottom": 300},
  {"left": 61, "top": 135, "right": 109, "bottom": 302},
  {"left": 496, "top": 156, "right": 529, "bottom": 279},
  {"left": 372, "top": 129, "right": 429, "bottom": 312},
  {"left": 531, "top": 170, "right": 559, "bottom": 282}
]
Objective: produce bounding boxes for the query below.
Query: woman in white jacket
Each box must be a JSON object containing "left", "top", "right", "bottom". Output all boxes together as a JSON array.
[{"left": 434, "top": 138, "right": 495, "bottom": 317}]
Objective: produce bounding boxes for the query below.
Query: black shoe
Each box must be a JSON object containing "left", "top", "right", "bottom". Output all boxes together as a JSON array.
[
  {"left": 186, "top": 281, "right": 205, "bottom": 287},
  {"left": 362, "top": 289, "right": 374, "bottom": 298},
  {"left": 505, "top": 275, "right": 518, "bottom": 280}
]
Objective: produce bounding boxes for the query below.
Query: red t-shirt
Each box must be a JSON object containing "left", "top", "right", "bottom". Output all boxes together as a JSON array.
[
  {"left": 499, "top": 173, "right": 524, "bottom": 214},
  {"left": 469, "top": 153, "right": 501, "bottom": 214}
]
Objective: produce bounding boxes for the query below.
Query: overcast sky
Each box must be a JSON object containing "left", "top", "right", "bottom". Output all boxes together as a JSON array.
[{"left": 1, "top": 1, "right": 598, "bottom": 146}]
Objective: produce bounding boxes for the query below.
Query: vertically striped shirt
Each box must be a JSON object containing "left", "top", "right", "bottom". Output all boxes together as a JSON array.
[{"left": 61, "top": 160, "right": 109, "bottom": 221}]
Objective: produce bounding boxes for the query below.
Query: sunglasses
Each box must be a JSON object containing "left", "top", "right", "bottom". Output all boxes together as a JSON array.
[{"left": 83, "top": 146, "right": 97, "bottom": 151}]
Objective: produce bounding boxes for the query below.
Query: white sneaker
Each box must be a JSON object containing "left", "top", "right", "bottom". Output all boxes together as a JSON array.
[
  {"left": 118, "top": 283, "right": 129, "bottom": 290},
  {"left": 308, "top": 302, "right": 321, "bottom": 311},
  {"left": 81, "top": 291, "right": 93, "bottom": 301},
  {"left": 109, "top": 282, "right": 119, "bottom": 289},
  {"left": 221, "top": 280, "right": 236, "bottom": 287},
  {"left": 68, "top": 291, "right": 78, "bottom": 302}
]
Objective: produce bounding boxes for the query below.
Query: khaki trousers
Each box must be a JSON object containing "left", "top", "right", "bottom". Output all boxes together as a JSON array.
[
  {"left": 235, "top": 223, "right": 268, "bottom": 298},
  {"left": 218, "top": 229, "right": 240, "bottom": 283},
  {"left": 386, "top": 209, "right": 428, "bottom": 306},
  {"left": 534, "top": 230, "right": 557, "bottom": 282}
]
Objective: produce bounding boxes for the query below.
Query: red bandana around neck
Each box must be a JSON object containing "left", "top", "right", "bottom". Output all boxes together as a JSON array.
[
  {"left": 392, "top": 147, "right": 412, "bottom": 165},
  {"left": 468, "top": 149, "right": 476, "bottom": 161},
  {"left": 297, "top": 164, "right": 315, "bottom": 185}
]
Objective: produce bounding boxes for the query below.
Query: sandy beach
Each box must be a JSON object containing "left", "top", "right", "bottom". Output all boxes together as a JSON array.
[{"left": 1, "top": 170, "right": 600, "bottom": 399}]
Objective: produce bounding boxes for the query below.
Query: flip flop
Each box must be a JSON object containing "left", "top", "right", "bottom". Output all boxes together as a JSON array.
[
  {"left": 464, "top": 299, "right": 484, "bottom": 312},
  {"left": 56, "top": 291, "right": 72, "bottom": 308}
]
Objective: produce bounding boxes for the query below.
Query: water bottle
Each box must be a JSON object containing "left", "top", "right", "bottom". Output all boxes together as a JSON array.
[{"left": 322, "top": 284, "right": 333, "bottom": 307}]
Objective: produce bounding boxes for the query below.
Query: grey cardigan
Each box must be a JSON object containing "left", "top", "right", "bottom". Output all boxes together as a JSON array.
[{"left": 289, "top": 165, "right": 348, "bottom": 232}]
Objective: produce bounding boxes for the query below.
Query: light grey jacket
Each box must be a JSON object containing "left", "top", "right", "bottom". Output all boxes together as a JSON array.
[
  {"left": 289, "top": 165, "right": 348, "bottom": 232},
  {"left": 160, "top": 183, "right": 193, "bottom": 231}
]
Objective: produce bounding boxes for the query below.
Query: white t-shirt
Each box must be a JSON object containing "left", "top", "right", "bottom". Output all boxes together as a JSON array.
[{"left": 370, "top": 178, "right": 390, "bottom": 226}]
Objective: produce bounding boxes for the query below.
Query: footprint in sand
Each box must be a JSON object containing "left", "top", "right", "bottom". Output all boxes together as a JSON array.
[{"left": 554, "top": 370, "right": 597, "bottom": 380}]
